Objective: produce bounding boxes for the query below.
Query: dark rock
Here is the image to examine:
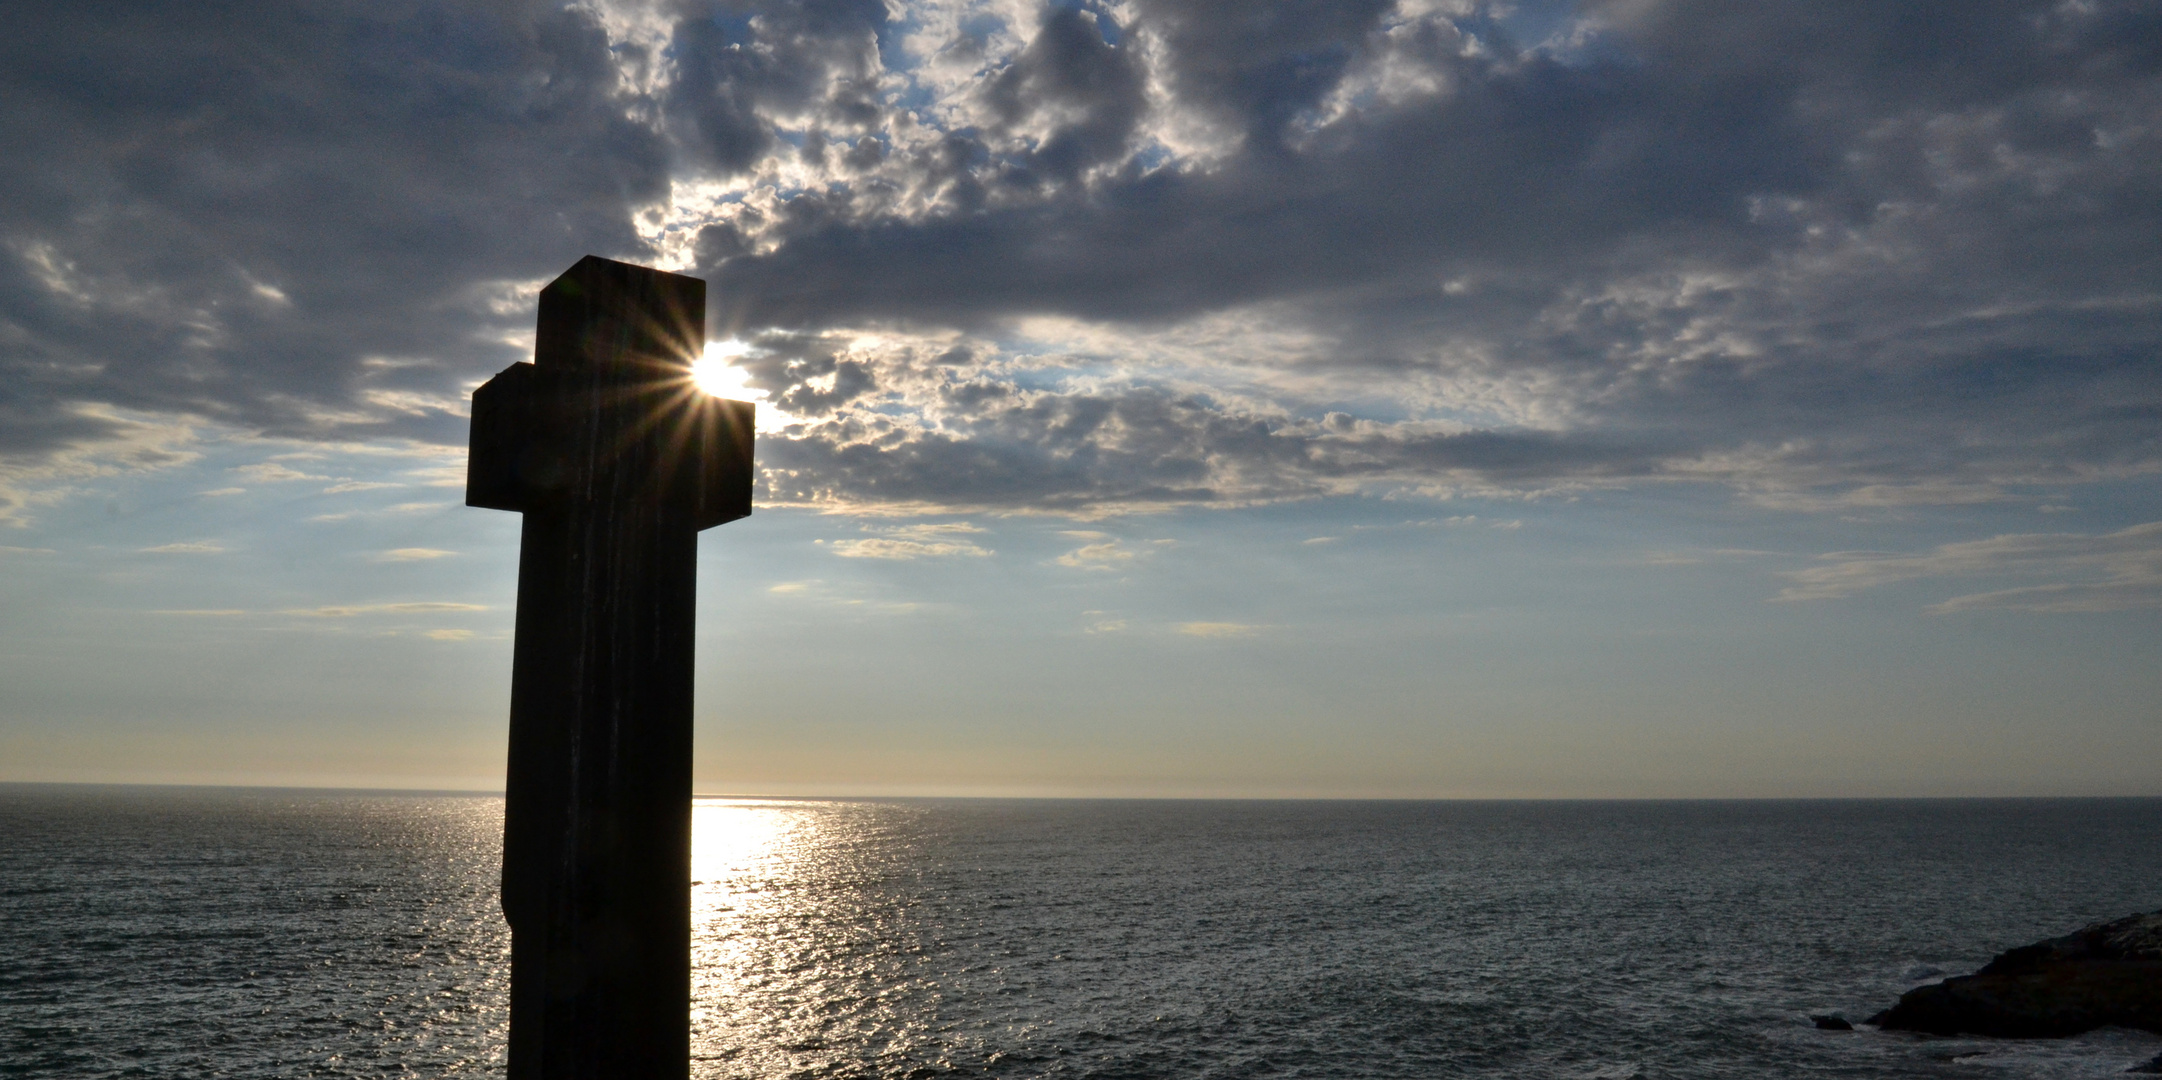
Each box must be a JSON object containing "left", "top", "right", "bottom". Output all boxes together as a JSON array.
[
  {"left": 1811, "top": 1014, "right": 1854, "bottom": 1030},
  {"left": 2128, "top": 1051, "right": 2162, "bottom": 1074},
  {"left": 1870, "top": 910, "right": 2162, "bottom": 1038}
]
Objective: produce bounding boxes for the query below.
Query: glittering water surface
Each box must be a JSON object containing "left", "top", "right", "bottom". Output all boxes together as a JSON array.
[
  {"left": 1, "top": 788, "right": 507, "bottom": 1077},
  {"left": 5, "top": 790, "right": 2161, "bottom": 1078}
]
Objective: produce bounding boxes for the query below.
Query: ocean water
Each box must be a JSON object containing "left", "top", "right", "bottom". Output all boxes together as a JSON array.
[{"left": 3, "top": 789, "right": 2159, "bottom": 1079}]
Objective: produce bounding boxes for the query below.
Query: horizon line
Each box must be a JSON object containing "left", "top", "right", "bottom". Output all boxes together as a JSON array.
[{"left": 4, "top": 780, "right": 2160, "bottom": 802}]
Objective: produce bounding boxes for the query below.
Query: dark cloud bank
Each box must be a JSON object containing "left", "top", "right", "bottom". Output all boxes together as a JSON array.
[{"left": 3, "top": 0, "right": 2158, "bottom": 514}]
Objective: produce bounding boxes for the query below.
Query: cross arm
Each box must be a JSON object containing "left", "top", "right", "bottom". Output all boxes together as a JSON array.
[{"left": 465, "top": 359, "right": 755, "bottom": 529}]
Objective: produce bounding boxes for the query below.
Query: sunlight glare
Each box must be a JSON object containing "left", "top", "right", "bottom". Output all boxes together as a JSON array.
[
  {"left": 690, "top": 799, "right": 789, "bottom": 883},
  {"left": 691, "top": 339, "right": 756, "bottom": 399}
]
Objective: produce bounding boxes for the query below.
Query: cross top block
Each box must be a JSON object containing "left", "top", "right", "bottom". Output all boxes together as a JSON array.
[
  {"left": 536, "top": 256, "right": 705, "bottom": 373},
  {"left": 466, "top": 256, "right": 754, "bottom": 530}
]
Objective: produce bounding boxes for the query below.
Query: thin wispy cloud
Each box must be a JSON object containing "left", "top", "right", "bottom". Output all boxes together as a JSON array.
[
  {"left": 140, "top": 541, "right": 225, "bottom": 554},
  {"left": 230, "top": 463, "right": 329, "bottom": 484},
  {"left": 1056, "top": 535, "right": 1173, "bottom": 570},
  {"left": 0, "top": 405, "right": 201, "bottom": 527},
  {"left": 376, "top": 548, "right": 457, "bottom": 562},
  {"left": 147, "top": 603, "right": 490, "bottom": 619},
  {"left": 310, "top": 501, "right": 452, "bottom": 523},
  {"left": 1641, "top": 548, "right": 1779, "bottom": 567},
  {"left": 1776, "top": 522, "right": 2162, "bottom": 613},
  {"left": 830, "top": 537, "right": 994, "bottom": 560},
  {"left": 828, "top": 522, "right": 993, "bottom": 560},
  {"left": 1056, "top": 541, "right": 1136, "bottom": 570},
  {"left": 279, "top": 602, "right": 489, "bottom": 618},
  {"left": 1439, "top": 516, "right": 1523, "bottom": 531},
  {"left": 1642, "top": 553, "right": 1705, "bottom": 567}
]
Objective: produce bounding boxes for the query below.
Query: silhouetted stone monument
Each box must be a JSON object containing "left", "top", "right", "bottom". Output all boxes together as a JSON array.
[{"left": 466, "top": 255, "right": 753, "bottom": 1078}]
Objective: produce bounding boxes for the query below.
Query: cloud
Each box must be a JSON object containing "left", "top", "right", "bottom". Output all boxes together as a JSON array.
[
  {"left": 422, "top": 628, "right": 475, "bottom": 641},
  {"left": 2, "top": 0, "right": 2158, "bottom": 518},
  {"left": 280, "top": 602, "right": 489, "bottom": 618},
  {"left": 1641, "top": 552, "right": 1704, "bottom": 566},
  {"left": 1741, "top": 483, "right": 2015, "bottom": 513},
  {"left": 1057, "top": 541, "right": 1136, "bottom": 570},
  {"left": 1056, "top": 533, "right": 1176, "bottom": 569},
  {"left": 231, "top": 463, "right": 330, "bottom": 484},
  {"left": 711, "top": 0, "right": 2162, "bottom": 513},
  {"left": 0, "top": 545, "right": 56, "bottom": 555},
  {"left": 1447, "top": 516, "right": 1523, "bottom": 531},
  {"left": 140, "top": 541, "right": 224, "bottom": 554},
  {"left": 323, "top": 481, "right": 404, "bottom": 494},
  {"left": 199, "top": 487, "right": 246, "bottom": 497},
  {"left": 827, "top": 521, "right": 993, "bottom": 560},
  {"left": 2, "top": 1, "right": 665, "bottom": 457},
  {"left": 1775, "top": 521, "right": 2162, "bottom": 612},
  {"left": 1176, "top": 621, "right": 1264, "bottom": 638},
  {"left": 828, "top": 537, "right": 993, "bottom": 560},
  {"left": 1639, "top": 547, "right": 1778, "bottom": 567},
  {"left": 147, "top": 603, "right": 490, "bottom": 619},
  {"left": 310, "top": 501, "right": 453, "bottom": 522},
  {"left": 755, "top": 576, "right": 922, "bottom": 615},
  {"left": 376, "top": 548, "right": 457, "bottom": 562},
  {"left": 0, "top": 404, "right": 200, "bottom": 525}
]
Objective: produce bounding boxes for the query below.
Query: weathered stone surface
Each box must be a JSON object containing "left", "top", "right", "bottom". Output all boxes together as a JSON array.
[{"left": 1870, "top": 911, "right": 2162, "bottom": 1038}]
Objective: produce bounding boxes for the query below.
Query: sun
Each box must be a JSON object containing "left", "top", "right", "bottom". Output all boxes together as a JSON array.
[{"left": 690, "top": 339, "right": 754, "bottom": 398}]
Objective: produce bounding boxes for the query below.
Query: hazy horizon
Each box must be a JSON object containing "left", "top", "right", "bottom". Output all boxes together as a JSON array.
[{"left": 13, "top": 782, "right": 2162, "bottom": 804}]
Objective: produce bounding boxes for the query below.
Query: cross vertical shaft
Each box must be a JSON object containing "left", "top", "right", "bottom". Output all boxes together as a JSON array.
[{"left": 466, "top": 256, "right": 753, "bottom": 1078}]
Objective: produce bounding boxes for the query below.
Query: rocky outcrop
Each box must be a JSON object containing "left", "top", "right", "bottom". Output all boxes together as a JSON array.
[{"left": 1870, "top": 910, "right": 2162, "bottom": 1038}]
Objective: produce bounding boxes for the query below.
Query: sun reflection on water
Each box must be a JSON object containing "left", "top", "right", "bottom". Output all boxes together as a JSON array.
[
  {"left": 690, "top": 799, "right": 801, "bottom": 1015},
  {"left": 691, "top": 798, "right": 796, "bottom": 884},
  {"left": 688, "top": 799, "right": 967, "bottom": 1078},
  {"left": 689, "top": 798, "right": 855, "bottom": 1075}
]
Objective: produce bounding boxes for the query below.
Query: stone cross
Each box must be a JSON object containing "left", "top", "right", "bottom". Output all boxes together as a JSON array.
[{"left": 466, "top": 255, "right": 753, "bottom": 1078}]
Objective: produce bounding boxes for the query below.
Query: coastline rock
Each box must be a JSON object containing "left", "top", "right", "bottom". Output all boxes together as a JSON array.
[
  {"left": 2129, "top": 1051, "right": 2162, "bottom": 1074},
  {"left": 1811, "top": 1014, "right": 1854, "bottom": 1030},
  {"left": 1870, "top": 910, "right": 2162, "bottom": 1038}
]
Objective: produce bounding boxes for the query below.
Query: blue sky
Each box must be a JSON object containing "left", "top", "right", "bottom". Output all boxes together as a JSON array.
[{"left": 2, "top": 0, "right": 2158, "bottom": 795}]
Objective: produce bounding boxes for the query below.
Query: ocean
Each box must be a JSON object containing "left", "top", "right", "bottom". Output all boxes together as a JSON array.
[{"left": 3, "top": 788, "right": 2159, "bottom": 1078}]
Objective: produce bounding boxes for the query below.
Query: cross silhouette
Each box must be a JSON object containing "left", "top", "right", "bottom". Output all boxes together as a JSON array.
[{"left": 468, "top": 255, "right": 753, "bottom": 1078}]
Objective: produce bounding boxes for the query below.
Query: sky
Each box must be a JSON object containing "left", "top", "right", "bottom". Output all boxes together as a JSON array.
[{"left": 2, "top": 0, "right": 2158, "bottom": 797}]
